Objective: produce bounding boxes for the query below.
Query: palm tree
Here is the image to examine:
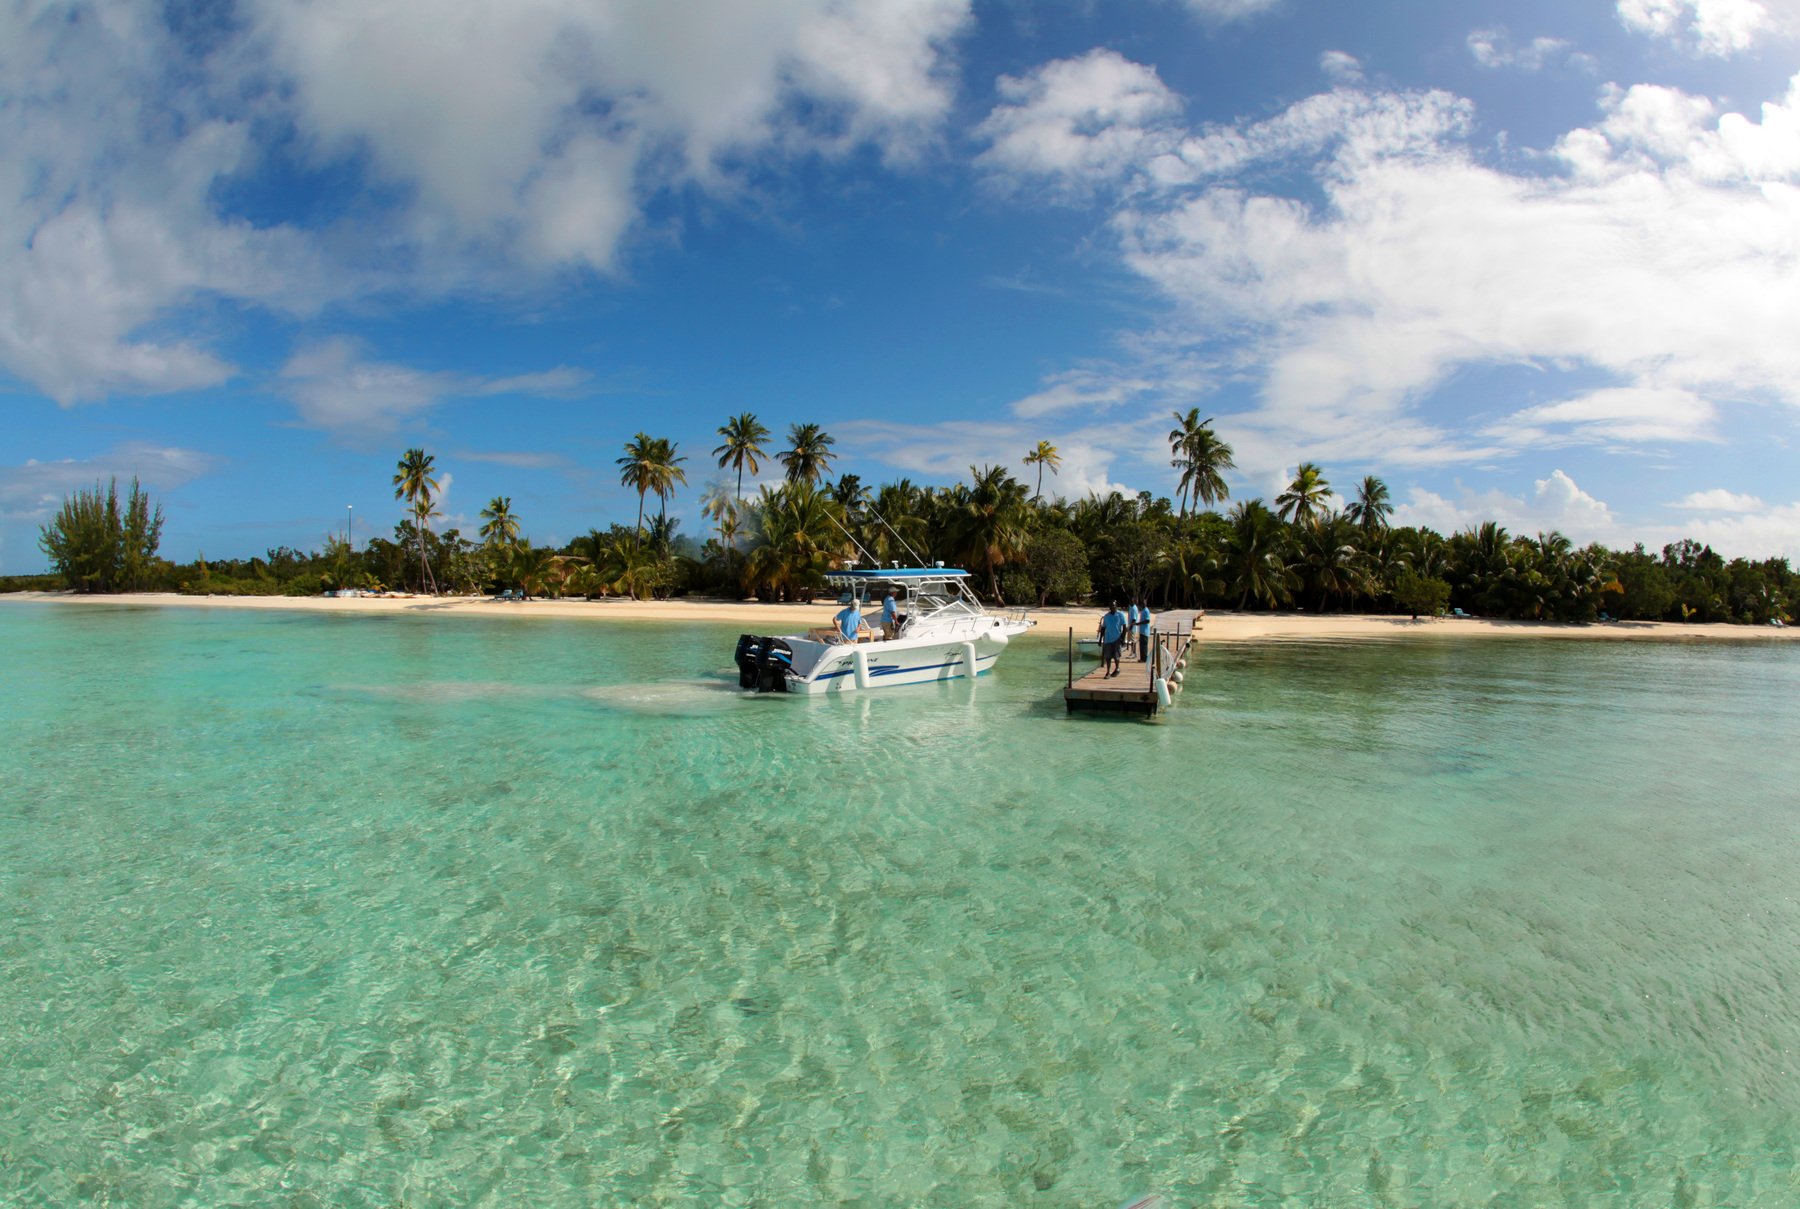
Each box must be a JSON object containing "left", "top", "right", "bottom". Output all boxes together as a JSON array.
[
  {"left": 616, "top": 434, "right": 687, "bottom": 540},
  {"left": 617, "top": 433, "right": 656, "bottom": 538},
  {"left": 479, "top": 496, "right": 520, "bottom": 548},
  {"left": 1023, "top": 440, "right": 1062, "bottom": 502},
  {"left": 1275, "top": 462, "right": 1332, "bottom": 528},
  {"left": 699, "top": 479, "right": 738, "bottom": 553},
  {"left": 743, "top": 480, "right": 850, "bottom": 601},
  {"left": 953, "top": 464, "right": 1032, "bottom": 602},
  {"left": 1168, "top": 409, "right": 1203, "bottom": 516},
  {"left": 1294, "top": 511, "right": 1368, "bottom": 612},
  {"left": 869, "top": 479, "right": 928, "bottom": 564},
  {"left": 1224, "top": 500, "right": 1295, "bottom": 609},
  {"left": 1346, "top": 475, "right": 1392, "bottom": 535},
  {"left": 647, "top": 437, "right": 687, "bottom": 528},
  {"left": 713, "top": 413, "right": 770, "bottom": 502},
  {"left": 1168, "top": 411, "right": 1237, "bottom": 518},
  {"left": 392, "top": 448, "right": 439, "bottom": 593},
  {"left": 779, "top": 422, "right": 836, "bottom": 485},
  {"left": 409, "top": 496, "right": 442, "bottom": 593},
  {"left": 1184, "top": 422, "right": 1235, "bottom": 514}
]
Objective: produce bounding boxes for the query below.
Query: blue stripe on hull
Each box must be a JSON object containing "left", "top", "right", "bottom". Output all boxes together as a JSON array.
[{"left": 800, "top": 651, "right": 999, "bottom": 688}]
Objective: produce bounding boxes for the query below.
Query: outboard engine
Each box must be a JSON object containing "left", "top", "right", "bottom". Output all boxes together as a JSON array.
[{"left": 733, "top": 634, "right": 793, "bottom": 692}]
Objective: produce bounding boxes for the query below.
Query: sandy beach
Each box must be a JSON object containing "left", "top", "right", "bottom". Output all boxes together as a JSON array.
[{"left": 6, "top": 590, "right": 1794, "bottom": 643}]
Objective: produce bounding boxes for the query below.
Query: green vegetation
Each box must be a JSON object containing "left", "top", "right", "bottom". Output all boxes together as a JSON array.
[
  {"left": 19, "top": 435, "right": 1797, "bottom": 626},
  {"left": 38, "top": 478, "right": 165, "bottom": 593}
]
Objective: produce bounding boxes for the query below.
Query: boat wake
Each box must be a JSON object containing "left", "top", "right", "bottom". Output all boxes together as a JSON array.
[{"left": 580, "top": 678, "right": 753, "bottom": 716}]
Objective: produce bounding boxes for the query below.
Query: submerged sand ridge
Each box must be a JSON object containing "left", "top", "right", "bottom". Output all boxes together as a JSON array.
[{"left": 6, "top": 590, "right": 1796, "bottom": 643}]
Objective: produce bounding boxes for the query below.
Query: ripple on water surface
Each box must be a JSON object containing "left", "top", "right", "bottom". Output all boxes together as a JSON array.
[{"left": 2, "top": 605, "right": 1798, "bottom": 1205}]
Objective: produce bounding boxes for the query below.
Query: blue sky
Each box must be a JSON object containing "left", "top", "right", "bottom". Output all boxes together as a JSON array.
[{"left": 5, "top": 0, "right": 1800, "bottom": 571}]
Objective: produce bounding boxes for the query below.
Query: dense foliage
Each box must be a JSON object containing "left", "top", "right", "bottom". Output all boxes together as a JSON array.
[
  {"left": 22, "top": 431, "right": 1796, "bottom": 627},
  {"left": 37, "top": 478, "right": 165, "bottom": 593}
]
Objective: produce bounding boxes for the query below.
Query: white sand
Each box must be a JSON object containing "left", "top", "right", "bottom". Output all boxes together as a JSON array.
[{"left": 6, "top": 590, "right": 1795, "bottom": 644}]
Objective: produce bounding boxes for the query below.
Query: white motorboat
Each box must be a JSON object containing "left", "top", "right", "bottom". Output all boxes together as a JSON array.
[{"left": 734, "top": 568, "right": 1034, "bottom": 694}]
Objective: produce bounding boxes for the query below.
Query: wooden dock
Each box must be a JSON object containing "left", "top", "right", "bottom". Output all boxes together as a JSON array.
[{"left": 1063, "top": 610, "right": 1202, "bottom": 717}]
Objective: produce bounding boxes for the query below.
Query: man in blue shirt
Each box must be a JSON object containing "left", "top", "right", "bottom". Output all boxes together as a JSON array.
[
  {"left": 1125, "top": 601, "right": 1140, "bottom": 659},
  {"left": 1136, "top": 599, "right": 1153, "bottom": 662},
  {"left": 835, "top": 600, "right": 866, "bottom": 642},
  {"left": 881, "top": 589, "right": 899, "bottom": 640},
  {"left": 1099, "top": 601, "right": 1129, "bottom": 677}
]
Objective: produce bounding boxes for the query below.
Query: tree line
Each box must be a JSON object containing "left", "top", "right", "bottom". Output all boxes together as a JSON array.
[{"left": 26, "top": 415, "right": 1797, "bottom": 626}]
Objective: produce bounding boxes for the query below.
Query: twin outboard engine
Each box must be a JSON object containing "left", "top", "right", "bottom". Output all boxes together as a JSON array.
[{"left": 734, "top": 634, "right": 794, "bottom": 692}]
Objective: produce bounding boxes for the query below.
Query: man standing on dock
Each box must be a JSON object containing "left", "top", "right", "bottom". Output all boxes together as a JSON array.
[
  {"left": 1137, "top": 599, "right": 1153, "bottom": 661},
  {"left": 1100, "top": 601, "right": 1129, "bottom": 678}
]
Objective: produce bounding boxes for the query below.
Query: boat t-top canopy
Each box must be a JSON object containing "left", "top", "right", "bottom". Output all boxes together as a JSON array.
[{"left": 826, "top": 567, "right": 969, "bottom": 586}]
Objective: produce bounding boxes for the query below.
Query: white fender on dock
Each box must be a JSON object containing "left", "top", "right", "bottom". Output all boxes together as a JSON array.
[
  {"left": 961, "top": 641, "right": 980, "bottom": 679},
  {"left": 1171, "top": 669, "right": 1184, "bottom": 685},
  {"left": 1155, "top": 678, "right": 1172, "bottom": 709},
  {"left": 852, "top": 646, "right": 870, "bottom": 690},
  {"left": 1176, "top": 657, "right": 1187, "bottom": 670}
]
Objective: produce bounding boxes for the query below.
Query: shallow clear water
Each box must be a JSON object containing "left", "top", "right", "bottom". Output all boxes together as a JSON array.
[{"left": 2, "top": 602, "right": 1798, "bottom": 1207}]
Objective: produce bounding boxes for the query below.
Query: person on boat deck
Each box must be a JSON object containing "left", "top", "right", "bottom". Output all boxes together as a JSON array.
[
  {"left": 834, "top": 600, "right": 867, "bottom": 642},
  {"left": 1136, "top": 599, "right": 1153, "bottom": 662},
  {"left": 881, "top": 589, "right": 899, "bottom": 640},
  {"left": 1099, "top": 601, "right": 1129, "bottom": 677}
]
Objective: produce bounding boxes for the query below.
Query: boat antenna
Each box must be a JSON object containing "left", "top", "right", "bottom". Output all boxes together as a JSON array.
[
  {"left": 826, "top": 510, "right": 877, "bottom": 569},
  {"left": 861, "top": 501, "right": 929, "bottom": 567}
]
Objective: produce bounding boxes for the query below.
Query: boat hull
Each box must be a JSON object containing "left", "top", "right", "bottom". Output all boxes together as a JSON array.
[{"left": 785, "top": 635, "right": 1010, "bottom": 693}]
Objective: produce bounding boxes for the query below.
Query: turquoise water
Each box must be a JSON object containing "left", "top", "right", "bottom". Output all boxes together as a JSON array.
[{"left": 3, "top": 602, "right": 1798, "bottom": 1207}]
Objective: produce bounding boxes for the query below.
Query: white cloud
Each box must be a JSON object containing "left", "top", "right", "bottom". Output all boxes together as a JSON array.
[
  {"left": 1466, "top": 28, "right": 1579, "bottom": 71},
  {"left": 1177, "top": 0, "right": 1281, "bottom": 20},
  {"left": 1674, "top": 488, "right": 1768, "bottom": 509},
  {"left": 976, "top": 50, "right": 1182, "bottom": 190},
  {"left": 1143, "top": 86, "right": 1472, "bottom": 187},
  {"left": 1067, "top": 71, "right": 1800, "bottom": 470},
  {"left": 249, "top": 0, "right": 971, "bottom": 270},
  {"left": 0, "top": 0, "right": 972, "bottom": 405},
  {"left": 276, "top": 338, "right": 587, "bottom": 438},
  {"left": 0, "top": 2, "right": 341, "bottom": 405},
  {"left": 1617, "top": 0, "right": 1773, "bottom": 56},
  {"left": 1658, "top": 500, "right": 1800, "bottom": 559},
  {"left": 1391, "top": 469, "right": 1617, "bottom": 543},
  {"left": 0, "top": 443, "right": 219, "bottom": 520},
  {"left": 1009, "top": 367, "right": 1158, "bottom": 419},
  {"left": 1496, "top": 385, "right": 1721, "bottom": 447},
  {"left": 1319, "top": 51, "right": 1364, "bottom": 85}
]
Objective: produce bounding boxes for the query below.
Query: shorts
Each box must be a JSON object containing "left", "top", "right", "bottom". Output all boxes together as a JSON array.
[{"left": 1102, "top": 639, "right": 1122, "bottom": 661}]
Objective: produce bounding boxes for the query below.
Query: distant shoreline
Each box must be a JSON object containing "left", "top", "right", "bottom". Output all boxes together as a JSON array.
[{"left": 5, "top": 590, "right": 1795, "bottom": 644}]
